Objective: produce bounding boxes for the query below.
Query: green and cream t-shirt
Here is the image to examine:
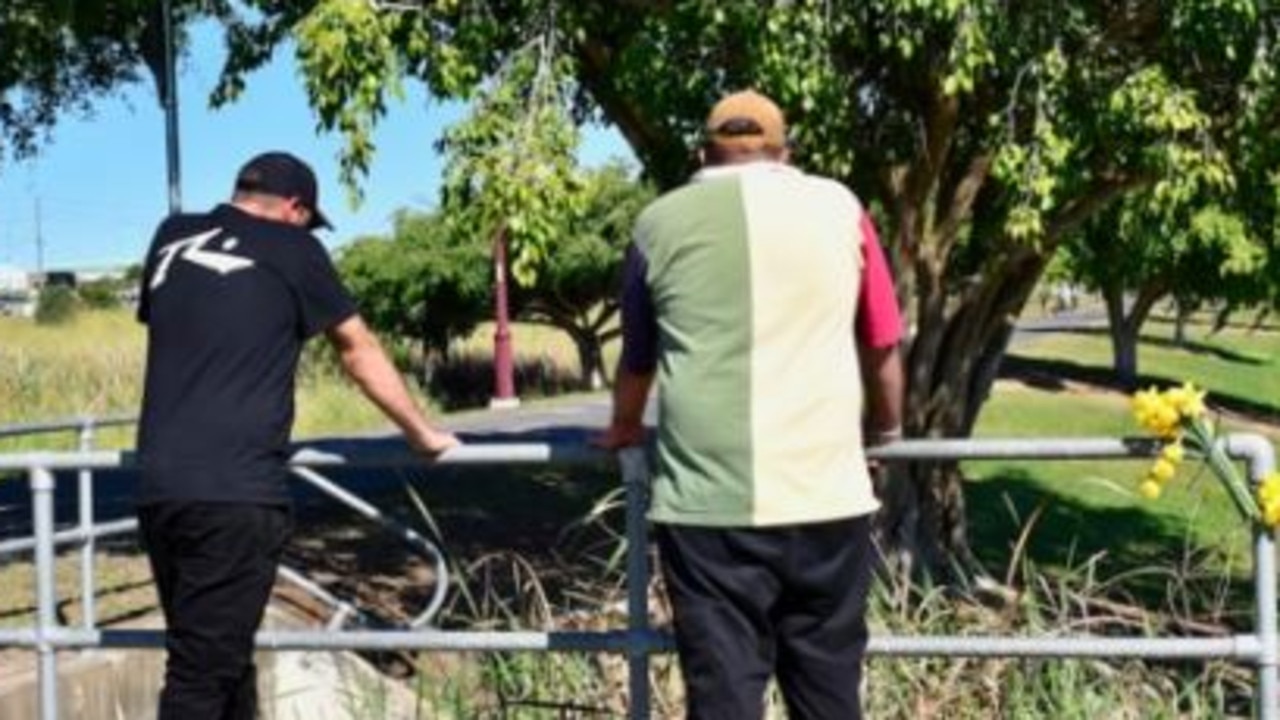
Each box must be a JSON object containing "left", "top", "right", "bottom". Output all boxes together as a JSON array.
[{"left": 620, "top": 161, "right": 902, "bottom": 527}]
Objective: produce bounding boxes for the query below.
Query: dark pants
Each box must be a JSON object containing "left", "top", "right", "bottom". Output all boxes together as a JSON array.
[
  {"left": 140, "top": 502, "right": 291, "bottom": 720},
  {"left": 655, "top": 516, "right": 875, "bottom": 720}
]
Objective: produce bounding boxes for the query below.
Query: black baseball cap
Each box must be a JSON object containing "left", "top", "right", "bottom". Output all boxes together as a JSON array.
[{"left": 233, "top": 151, "right": 332, "bottom": 230}]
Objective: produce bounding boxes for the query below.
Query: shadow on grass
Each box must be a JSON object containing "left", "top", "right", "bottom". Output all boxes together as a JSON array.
[
  {"left": 427, "top": 354, "right": 585, "bottom": 411},
  {"left": 1147, "top": 311, "right": 1278, "bottom": 335},
  {"left": 1000, "top": 354, "right": 1280, "bottom": 425},
  {"left": 1014, "top": 325, "right": 1266, "bottom": 366},
  {"left": 965, "top": 470, "right": 1251, "bottom": 620}
]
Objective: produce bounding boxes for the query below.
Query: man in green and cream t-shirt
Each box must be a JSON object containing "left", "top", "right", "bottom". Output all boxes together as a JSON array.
[{"left": 598, "top": 90, "right": 905, "bottom": 720}]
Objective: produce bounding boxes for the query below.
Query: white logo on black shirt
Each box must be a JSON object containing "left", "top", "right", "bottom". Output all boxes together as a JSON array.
[{"left": 150, "top": 228, "right": 255, "bottom": 290}]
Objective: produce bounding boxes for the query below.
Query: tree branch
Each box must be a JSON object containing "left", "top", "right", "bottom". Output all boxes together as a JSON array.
[
  {"left": 1045, "top": 172, "right": 1153, "bottom": 242},
  {"left": 934, "top": 152, "right": 994, "bottom": 256}
]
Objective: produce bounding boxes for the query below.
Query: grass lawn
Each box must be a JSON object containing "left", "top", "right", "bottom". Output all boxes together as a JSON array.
[
  {"left": 1007, "top": 311, "right": 1280, "bottom": 424},
  {"left": 967, "top": 311, "right": 1279, "bottom": 600}
]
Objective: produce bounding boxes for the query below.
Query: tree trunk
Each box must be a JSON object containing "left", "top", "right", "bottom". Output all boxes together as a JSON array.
[
  {"left": 876, "top": 236, "right": 1051, "bottom": 583},
  {"left": 1104, "top": 285, "right": 1139, "bottom": 389},
  {"left": 572, "top": 331, "right": 606, "bottom": 391},
  {"left": 1173, "top": 298, "right": 1191, "bottom": 347},
  {"left": 1103, "top": 281, "right": 1165, "bottom": 389}
]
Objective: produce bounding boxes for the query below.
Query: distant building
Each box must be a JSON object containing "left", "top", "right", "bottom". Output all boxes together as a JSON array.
[
  {"left": 0, "top": 265, "right": 35, "bottom": 318},
  {"left": 0, "top": 265, "right": 29, "bottom": 294},
  {"left": 41, "top": 271, "right": 77, "bottom": 289}
]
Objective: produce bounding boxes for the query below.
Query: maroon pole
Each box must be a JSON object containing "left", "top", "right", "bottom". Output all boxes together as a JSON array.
[{"left": 491, "top": 226, "right": 519, "bottom": 408}]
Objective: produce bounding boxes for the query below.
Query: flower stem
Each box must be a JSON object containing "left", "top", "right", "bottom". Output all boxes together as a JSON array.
[{"left": 1190, "top": 418, "right": 1260, "bottom": 522}]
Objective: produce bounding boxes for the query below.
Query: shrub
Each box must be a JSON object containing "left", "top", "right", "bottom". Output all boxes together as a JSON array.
[
  {"left": 78, "top": 279, "right": 122, "bottom": 310},
  {"left": 34, "top": 286, "right": 80, "bottom": 325}
]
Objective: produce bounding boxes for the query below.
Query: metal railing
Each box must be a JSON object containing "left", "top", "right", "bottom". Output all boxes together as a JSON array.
[
  {"left": 0, "top": 416, "right": 449, "bottom": 630},
  {"left": 0, "top": 433, "right": 1275, "bottom": 720}
]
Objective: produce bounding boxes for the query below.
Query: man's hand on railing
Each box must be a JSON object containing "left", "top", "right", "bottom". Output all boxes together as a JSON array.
[
  {"left": 407, "top": 427, "right": 462, "bottom": 457},
  {"left": 592, "top": 422, "right": 648, "bottom": 450}
]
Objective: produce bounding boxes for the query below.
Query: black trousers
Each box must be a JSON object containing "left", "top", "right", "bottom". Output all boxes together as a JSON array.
[
  {"left": 655, "top": 516, "right": 875, "bottom": 720},
  {"left": 140, "top": 502, "right": 291, "bottom": 720}
]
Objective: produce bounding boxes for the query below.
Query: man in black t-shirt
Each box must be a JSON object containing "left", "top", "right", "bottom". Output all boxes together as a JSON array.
[{"left": 136, "top": 151, "right": 459, "bottom": 720}]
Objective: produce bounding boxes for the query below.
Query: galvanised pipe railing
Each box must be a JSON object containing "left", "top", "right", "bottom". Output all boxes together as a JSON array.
[
  {"left": 1, "top": 415, "right": 133, "bottom": 631},
  {"left": 0, "top": 436, "right": 1275, "bottom": 720},
  {"left": 0, "top": 416, "right": 450, "bottom": 630}
]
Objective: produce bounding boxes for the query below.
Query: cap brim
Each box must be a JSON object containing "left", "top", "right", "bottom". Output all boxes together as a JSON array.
[{"left": 309, "top": 208, "right": 333, "bottom": 231}]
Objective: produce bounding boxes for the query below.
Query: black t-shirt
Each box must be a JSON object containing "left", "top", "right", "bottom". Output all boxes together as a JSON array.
[{"left": 135, "top": 204, "right": 357, "bottom": 506}]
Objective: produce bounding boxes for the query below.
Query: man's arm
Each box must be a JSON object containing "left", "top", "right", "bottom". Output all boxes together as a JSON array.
[
  {"left": 596, "top": 366, "right": 654, "bottom": 449},
  {"left": 855, "top": 210, "right": 905, "bottom": 445},
  {"left": 326, "top": 315, "right": 459, "bottom": 455},
  {"left": 594, "top": 242, "right": 657, "bottom": 450},
  {"left": 860, "top": 343, "right": 904, "bottom": 445}
]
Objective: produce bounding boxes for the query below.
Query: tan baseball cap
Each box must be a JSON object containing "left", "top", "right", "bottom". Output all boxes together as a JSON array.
[{"left": 704, "top": 90, "right": 787, "bottom": 152}]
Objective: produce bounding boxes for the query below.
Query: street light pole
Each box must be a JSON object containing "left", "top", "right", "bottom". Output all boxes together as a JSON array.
[
  {"left": 490, "top": 226, "right": 519, "bottom": 409},
  {"left": 161, "top": 0, "right": 182, "bottom": 214}
]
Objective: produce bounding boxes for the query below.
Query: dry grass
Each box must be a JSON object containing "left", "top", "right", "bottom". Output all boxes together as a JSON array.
[{"left": 0, "top": 310, "right": 446, "bottom": 451}]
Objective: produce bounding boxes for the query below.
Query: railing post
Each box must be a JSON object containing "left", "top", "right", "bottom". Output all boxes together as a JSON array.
[
  {"left": 31, "top": 466, "right": 60, "bottom": 720},
  {"left": 618, "top": 447, "right": 651, "bottom": 720},
  {"left": 78, "top": 418, "right": 97, "bottom": 630},
  {"left": 1255, "top": 524, "right": 1276, "bottom": 720},
  {"left": 1235, "top": 436, "right": 1280, "bottom": 720}
]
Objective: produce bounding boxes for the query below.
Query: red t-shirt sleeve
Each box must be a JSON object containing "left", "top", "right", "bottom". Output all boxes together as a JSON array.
[{"left": 856, "top": 212, "right": 903, "bottom": 349}]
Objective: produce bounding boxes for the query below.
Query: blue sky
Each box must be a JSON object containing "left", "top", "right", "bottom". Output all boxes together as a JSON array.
[{"left": 0, "top": 20, "right": 630, "bottom": 272}]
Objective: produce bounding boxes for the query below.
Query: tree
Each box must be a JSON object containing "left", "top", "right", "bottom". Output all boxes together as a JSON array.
[
  {"left": 337, "top": 209, "right": 490, "bottom": 368},
  {"left": 1065, "top": 196, "right": 1264, "bottom": 387},
  {"left": 0, "top": 0, "right": 205, "bottom": 165},
  {"left": 546, "top": 2, "right": 1275, "bottom": 576},
  {"left": 34, "top": 284, "right": 78, "bottom": 325},
  {"left": 338, "top": 164, "right": 654, "bottom": 390},
  {"left": 1063, "top": 31, "right": 1279, "bottom": 385},
  {"left": 77, "top": 276, "right": 125, "bottom": 309},
  {"left": 207, "top": 0, "right": 1280, "bottom": 577},
  {"left": 511, "top": 162, "right": 655, "bottom": 389}
]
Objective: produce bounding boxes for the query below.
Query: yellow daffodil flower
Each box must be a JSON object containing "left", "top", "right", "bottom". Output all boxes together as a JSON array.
[
  {"left": 1259, "top": 473, "right": 1280, "bottom": 503},
  {"left": 1258, "top": 474, "right": 1280, "bottom": 529},
  {"left": 1160, "top": 442, "right": 1185, "bottom": 464},
  {"left": 1131, "top": 382, "right": 1266, "bottom": 528},
  {"left": 1149, "top": 458, "right": 1177, "bottom": 483},
  {"left": 1167, "top": 382, "right": 1207, "bottom": 420},
  {"left": 1139, "top": 479, "right": 1162, "bottom": 500}
]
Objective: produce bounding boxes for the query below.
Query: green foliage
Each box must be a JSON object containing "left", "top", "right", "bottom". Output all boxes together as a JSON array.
[
  {"left": 34, "top": 285, "right": 79, "bottom": 325},
  {"left": 437, "top": 30, "right": 585, "bottom": 286},
  {"left": 122, "top": 262, "right": 143, "bottom": 284},
  {"left": 337, "top": 210, "right": 490, "bottom": 357},
  {"left": 76, "top": 278, "right": 123, "bottom": 309},
  {"left": 338, "top": 163, "right": 652, "bottom": 387},
  {"left": 0, "top": 0, "right": 201, "bottom": 164},
  {"left": 292, "top": 0, "right": 404, "bottom": 204},
  {"left": 512, "top": 162, "right": 652, "bottom": 325},
  {"left": 511, "top": 162, "right": 653, "bottom": 387}
]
